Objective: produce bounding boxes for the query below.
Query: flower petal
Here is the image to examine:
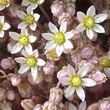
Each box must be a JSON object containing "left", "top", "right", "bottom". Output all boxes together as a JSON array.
[
  {"left": 45, "top": 41, "right": 56, "bottom": 50},
  {"left": 3, "top": 22, "right": 10, "bottom": 30},
  {"left": 86, "top": 29, "right": 93, "bottom": 40},
  {"left": 18, "top": 64, "right": 30, "bottom": 74},
  {"left": 76, "top": 23, "right": 85, "bottom": 32},
  {"left": 15, "top": 57, "right": 26, "bottom": 64},
  {"left": 93, "top": 24, "right": 105, "bottom": 33},
  {"left": 65, "top": 86, "right": 75, "bottom": 97},
  {"left": 22, "top": 49, "right": 30, "bottom": 57},
  {"left": 38, "top": 0, "right": 44, "bottom": 4},
  {"left": 30, "top": 23, "right": 37, "bottom": 31},
  {"left": 76, "top": 86, "right": 85, "bottom": 101},
  {"left": 87, "top": 5, "right": 95, "bottom": 16},
  {"left": 31, "top": 3, "right": 38, "bottom": 10},
  {"left": 21, "top": 28, "right": 28, "bottom": 35},
  {"left": 59, "top": 77, "right": 69, "bottom": 85},
  {"left": 16, "top": 10, "right": 26, "bottom": 19},
  {"left": 94, "top": 14, "right": 107, "bottom": 23},
  {"left": 25, "top": 44, "right": 32, "bottom": 54},
  {"left": 77, "top": 66, "right": 89, "bottom": 77},
  {"left": 42, "top": 33, "right": 54, "bottom": 40},
  {"left": 21, "top": 0, "right": 30, "bottom": 6},
  {"left": 31, "top": 66, "right": 38, "bottom": 81},
  {"left": 9, "top": 32, "right": 20, "bottom": 40},
  {"left": 18, "top": 22, "right": 27, "bottom": 29},
  {"left": 49, "top": 22, "right": 58, "bottom": 34},
  {"left": 29, "top": 35, "right": 37, "bottom": 43},
  {"left": 60, "top": 22, "right": 67, "bottom": 33},
  {"left": 67, "top": 64, "right": 76, "bottom": 77},
  {"left": 32, "top": 49, "right": 39, "bottom": 58},
  {"left": 79, "top": 101, "right": 87, "bottom": 110},
  {"left": 64, "top": 40, "right": 73, "bottom": 49},
  {"left": 0, "top": 30, "right": 4, "bottom": 38},
  {"left": 56, "top": 45, "right": 64, "bottom": 56},
  {"left": 0, "top": 16, "right": 4, "bottom": 24},
  {"left": 69, "top": 103, "right": 77, "bottom": 110},
  {"left": 82, "top": 78, "right": 96, "bottom": 87},
  {"left": 77, "top": 12, "right": 86, "bottom": 22},
  {"left": 65, "top": 32, "right": 74, "bottom": 39},
  {"left": 27, "top": 6, "right": 33, "bottom": 15},
  {"left": 34, "top": 13, "right": 40, "bottom": 21},
  {"left": 37, "top": 59, "right": 46, "bottom": 66},
  {"left": 104, "top": 68, "right": 110, "bottom": 78},
  {"left": 11, "top": 43, "right": 23, "bottom": 54}
]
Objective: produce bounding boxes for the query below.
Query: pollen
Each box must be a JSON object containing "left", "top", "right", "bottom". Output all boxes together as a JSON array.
[
  {"left": 0, "top": 0, "right": 8, "bottom": 6},
  {"left": 101, "top": 57, "right": 110, "bottom": 68},
  {"left": 19, "top": 35, "right": 29, "bottom": 46},
  {"left": 28, "top": 0, "right": 38, "bottom": 3},
  {"left": 0, "top": 23, "right": 3, "bottom": 31},
  {"left": 48, "top": 50, "right": 58, "bottom": 59}
]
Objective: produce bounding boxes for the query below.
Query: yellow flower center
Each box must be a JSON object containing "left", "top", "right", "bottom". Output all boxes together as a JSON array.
[
  {"left": 26, "top": 56, "right": 37, "bottom": 67},
  {"left": 0, "top": 23, "right": 3, "bottom": 31},
  {"left": 0, "top": 0, "right": 8, "bottom": 6},
  {"left": 101, "top": 57, "right": 110, "bottom": 68},
  {"left": 28, "top": 0, "right": 38, "bottom": 3},
  {"left": 19, "top": 35, "right": 29, "bottom": 46},
  {"left": 53, "top": 32, "right": 65, "bottom": 45},
  {"left": 48, "top": 50, "right": 58, "bottom": 59},
  {"left": 69, "top": 75, "right": 82, "bottom": 88},
  {"left": 83, "top": 16, "right": 95, "bottom": 29},
  {"left": 24, "top": 14, "right": 35, "bottom": 25}
]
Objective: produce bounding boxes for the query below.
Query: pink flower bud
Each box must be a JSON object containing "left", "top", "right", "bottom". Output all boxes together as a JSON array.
[
  {"left": 57, "top": 66, "right": 69, "bottom": 80},
  {"left": 21, "top": 99, "right": 34, "bottom": 110},
  {"left": 7, "top": 41, "right": 15, "bottom": 53},
  {"left": 49, "top": 87, "right": 63, "bottom": 104},
  {"left": 7, "top": 90, "right": 15, "bottom": 101},
  {"left": 58, "top": 12, "right": 71, "bottom": 25},
  {"left": 10, "top": 75, "right": 22, "bottom": 86},
  {"left": 33, "top": 104, "right": 42, "bottom": 110},
  {"left": 43, "top": 63, "right": 55, "bottom": 75},
  {"left": 65, "top": 94, "right": 74, "bottom": 101},
  {"left": 63, "top": 48, "right": 72, "bottom": 54},
  {"left": 81, "top": 47, "right": 93, "bottom": 60},
  {"left": 0, "top": 88, "right": 5, "bottom": 101},
  {"left": 51, "top": 1, "right": 64, "bottom": 17},
  {"left": 92, "top": 70, "right": 107, "bottom": 85},
  {"left": 99, "top": 101, "right": 110, "bottom": 110},
  {"left": 0, "top": 58, "right": 14, "bottom": 70},
  {"left": 66, "top": 6, "right": 75, "bottom": 17},
  {"left": 91, "top": 32, "right": 98, "bottom": 41},
  {"left": 71, "top": 29, "right": 80, "bottom": 40}
]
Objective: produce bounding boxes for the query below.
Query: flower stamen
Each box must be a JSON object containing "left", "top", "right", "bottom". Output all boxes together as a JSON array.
[
  {"left": 19, "top": 35, "right": 29, "bottom": 46},
  {"left": 28, "top": 0, "right": 38, "bottom": 3}
]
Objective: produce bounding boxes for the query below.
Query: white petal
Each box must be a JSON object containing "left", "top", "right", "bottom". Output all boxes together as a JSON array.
[
  {"left": 37, "top": 59, "right": 46, "bottom": 66},
  {"left": 18, "top": 22, "right": 27, "bottom": 29},
  {"left": 76, "top": 23, "right": 85, "bottom": 32},
  {"left": 0, "top": 5, "right": 5, "bottom": 11},
  {"left": 15, "top": 57, "right": 26, "bottom": 64},
  {"left": 49, "top": 22, "right": 58, "bottom": 34},
  {"left": 76, "top": 86, "right": 85, "bottom": 101},
  {"left": 79, "top": 101, "right": 87, "bottom": 110},
  {"left": 22, "top": 49, "right": 29, "bottom": 57},
  {"left": 31, "top": 66, "right": 38, "bottom": 81},
  {"left": 67, "top": 64, "right": 76, "bottom": 77},
  {"left": 56, "top": 45, "right": 64, "bottom": 56},
  {"left": 66, "top": 86, "right": 75, "bottom": 97},
  {"left": 94, "top": 14, "right": 107, "bottom": 23},
  {"left": 60, "top": 22, "right": 67, "bottom": 33},
  {"left": 64, "top": 40, "right": 73, "bottom": 49},
  {"left": 65, "top": 32, "right": 74, "bottom": 39},
  {"left": 21, "top": 0, "right": 30, "bottom": 6},
  {"left": 0, "top": 30, "right": 4, "bottom": 38},
  {"left": 21, "top": 28, "right": 28, "bottom": 35},
  {"left": 11, "top": 43, "right": 23, "bottom": 54},
  {"left": 93, "top": 24, "right": 105, "bottom": 33},
  {"left": 77, "top": 66, "right": 89, "bottom": 77},
  {"left": 45, "top": 41, "right": 56, "bottom": 50},
  {"left": 32, "top": 49, "right": 39, "bottom": 58},
  {"left": 82, "top": 78, "right": 96, "bottom": 87},
  {"left": 86, "top": 29, "right": 93, "bottom": 40},
  {"left": 104, "top": 68, "right": 110, "bottom": 78},
  {"left": 87, "top": 5, "right": 95, "bottom": 16},
  {"left": 18, "top": 64, "right": 30, "bottom": 74},
  {"left": 25, "top": 44, "right": 32, "bottom": 54},
  {"left": 38, "top": 0, "right": 44, "bottom": 4},
  {"left": 42, "top": 33, "right": 53, "bottom": 40},
  {"left": 69, "top": 103, "right": 77, "bottom": 110},
  {"left": 34, "top": 13, "right": 40, "bottom": 21},
  {"left": 31, "top": 3, "right": 38, "bottom": 10},
  {"left": 16, "top": 10, "right": 26, "bottom": 19},
  {"left": 2, "top": 22, "right": 10, "bottom": 30},
  {"left": 29, "top": 35, "right": 37, "bottom": 43},
  {"left": 0, "top": 16, "right": 4, "bottom": 24},
  {"left": 77, "top": 12, "right": 86, "bottom": 22},
  {"left": 27, "top": 6, "right": 33, "bottom": 14},
  {"left": 59, "top": 77, "right": 69, "bottom": 85},
  {"left": 9, "top": 32, "right": 20, "bottom": 40},
  {"left": 30, "top": 23, "right": 37, "bottom": 31}
]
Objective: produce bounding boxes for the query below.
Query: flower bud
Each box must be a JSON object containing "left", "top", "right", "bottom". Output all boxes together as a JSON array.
[
  {"left": 66, "top": 6, "right": 75, "bottom": 17},
  {"left": 99, "top": 101, "right": 110, "bottom": 110},
  {"left": 7, "top": 41, "right": 15, "bottom": 53},
  {"left": 0, "top": 102, "right": 12, "bottom": 110},
  {"left": 21, "top": 99, "right": 34, "bottom": 110},
  {"left": 65, "top": 94, "right": 74, "bottom": 101},
  {"left": 33, "top": 104, "right": 42, "bottom": 110},
  {"left": 92, "top": 70, "right": 107, "bottom": 85},
  {"left": 49, "top": 87, "right": 63, "bottom": 104},
  {"left": 0, "top": 88, "right": 5, "bottom": 101},
  {"left": 63, "top": 48, "right": 72, "bottom": 54},
  {"left": 51, "top": 1, "right": 64, "bottom": 17},
  {"left": 71, "top": 29, "right": 80, "bottom": 40},
  {"left": 81, "top": 47, "right": 93, "bottom": 60},
  {"left": 91, "top": 32, "right": 98, "bottom": 41},
  {"left": 43, "top": 63, "right": 55, "bottom": 75},
  {"left": 7, "top": 90, "right": 15, "bottom": 101}
]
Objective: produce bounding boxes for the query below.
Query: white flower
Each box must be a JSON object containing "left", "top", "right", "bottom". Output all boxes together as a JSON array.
[
  {"left": 76, "top": 5, "right": 107, "bottom": 40},
  {"left": 15, "top": 49, "right": 46, "bottom": 78},
  {"left": 21, "top": 0, "right": 44, "bottom": 10},
  {"left": 59, "top": 64, "right": 96, "bottom": 101},
  {"left": 16, "top": 6, "right": 40, "bottom": 31},
  {"left": 69, "top": 101, "right": 86, "bottom": 110},
  {"left": 9, "top": 28, "right": 37, "bottom": 54},
  {"left": 0, "top": 0, "right": 10, "bottom": 11},
  {"left": 0, "top": 16, "right": 10, "bottom": 38},
  {"left": 42, "top": 22, "right": 74, "bottom": 56}
]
